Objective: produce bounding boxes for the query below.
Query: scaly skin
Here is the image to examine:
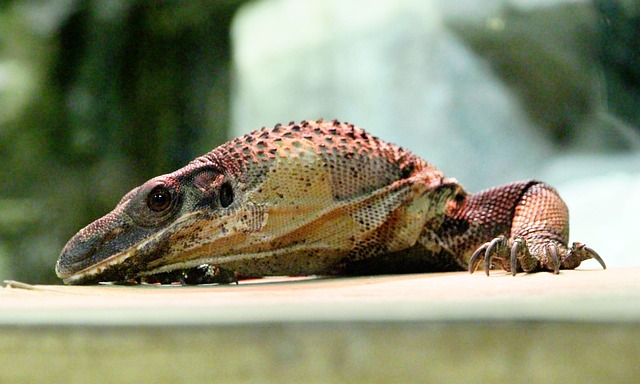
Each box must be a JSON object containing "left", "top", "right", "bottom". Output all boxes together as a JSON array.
[{"left": 55, "top": 120, "right": 605, "bottom": 284}]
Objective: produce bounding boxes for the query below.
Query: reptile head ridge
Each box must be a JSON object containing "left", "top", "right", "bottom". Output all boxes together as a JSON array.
[{"left": 55, "top": 162, "right": 237, "bottom": 284}]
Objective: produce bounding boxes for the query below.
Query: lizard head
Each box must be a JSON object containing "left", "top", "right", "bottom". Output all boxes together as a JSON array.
[
  {"left": 56, "top": 120, "right": 455, "bottom": 285},
  {"left": 55, "top": 163, "right": 239, "bottom": 284}
]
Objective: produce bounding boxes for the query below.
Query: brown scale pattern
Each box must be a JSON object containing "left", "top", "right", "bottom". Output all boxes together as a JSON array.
[
  {"left": 56, "top": 119, "right": 603, "bottom": 284},
  {"left": 439, "top": 180, "right": 539, "bottom": 267},
  {"left": 207, "top": 120, "right": 430, "bottom": 180},
  {"left": 201, "top": 120, "right": 575, "bottom": 273}
]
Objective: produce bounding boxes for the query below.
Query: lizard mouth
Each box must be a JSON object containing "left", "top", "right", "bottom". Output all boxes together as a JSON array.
[
  {"left": 55, "top": 205, "right": 261, "bottom": 284},
  {"left": 57, "top": 247, "right": 137, "bottom": 284},
  {"left": 57, "top": 251, "right": 210, "bottom": 285},
  {"left": 57, "top": 241, "right": 212, "bottom": 285}
]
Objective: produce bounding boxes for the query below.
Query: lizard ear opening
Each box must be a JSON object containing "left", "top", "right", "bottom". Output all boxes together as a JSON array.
[
  {"left": 219, "top": 182, "right": 234, "bottom": 208},
  {"left": 191, "top": 169, "right": 235, "bottom": 209}
]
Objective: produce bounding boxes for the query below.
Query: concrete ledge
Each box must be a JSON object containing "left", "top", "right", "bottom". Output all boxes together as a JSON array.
[
  {"left": 2, "top": 322, "right": 638, "bottom": 383},
  {"left": 1, "top": 267, "right": 638, "bottom": 383}
]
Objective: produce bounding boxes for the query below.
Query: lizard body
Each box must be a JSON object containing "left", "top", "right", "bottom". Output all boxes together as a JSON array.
[{"left": 56, "top": 120, "right": 604, "bottom": 284}]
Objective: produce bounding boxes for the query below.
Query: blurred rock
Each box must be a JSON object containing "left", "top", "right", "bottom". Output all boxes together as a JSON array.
[
  {"left": 552, "top": 163, "right": 640, "bottom": 267},
  {"left": 231, "top": 0, "right": 640, "bottom": 177},
  {"left": 231, "top": 0, "right": 556, "bottom": 190},
  {"left": 230, "top": 0, "right": 638, "bottom": 190}
]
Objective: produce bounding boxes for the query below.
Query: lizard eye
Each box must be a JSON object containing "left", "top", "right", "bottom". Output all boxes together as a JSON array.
[
  {"left": 126, "top": 179, "right": 182, "bottom": 227},
  {"left": 147, "top": 186, "right": 172, "bottom": 212},
  {"left": 219, "top": 182, "right": 234, "bottom": 208}
]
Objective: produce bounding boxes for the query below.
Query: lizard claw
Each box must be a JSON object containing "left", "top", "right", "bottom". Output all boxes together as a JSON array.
[
  {"left": 544, "top": 243, "right": 561, "bottom": 274},
  {"left": 510, "top": 237, "right": 527, "bottom": 276},
  {"left": 469, "top": 235, "right": 528, "bottom": 276},
  {"left": 468, "top": 241, "right": 487, "bottom": 274},
  {"left": 469, "top": 235, "right": 509, "bottom": 276},
  {"left": 469, "top": 236, "right": 606, "bottom": 276},
  {"left": 562, "top": 242, "right": 606, "bottom": 270}
]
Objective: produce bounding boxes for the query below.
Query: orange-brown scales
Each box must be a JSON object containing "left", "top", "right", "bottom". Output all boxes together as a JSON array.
[
  {"left": 56, "top": 120, "right": 604, "bottom": 285},
  {"left": 200, "top": 119, "right": 445, "bottom": 201}
]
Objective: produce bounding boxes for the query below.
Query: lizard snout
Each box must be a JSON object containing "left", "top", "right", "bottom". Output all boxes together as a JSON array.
[{"left": 55, "top": 213, "right": 131, "bottom": 280}]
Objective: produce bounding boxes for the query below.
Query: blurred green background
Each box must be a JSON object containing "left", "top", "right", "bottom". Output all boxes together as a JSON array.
[
  {"left": 0, "top": 1, "right": 244, "bottom": 283},
  {"left": 1, "top": 0, "right": 639, "bottom": 284}
]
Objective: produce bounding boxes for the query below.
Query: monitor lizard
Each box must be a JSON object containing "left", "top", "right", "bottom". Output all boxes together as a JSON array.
[{"left": 56, "top": 119, "right": 605, "bottom": 285}]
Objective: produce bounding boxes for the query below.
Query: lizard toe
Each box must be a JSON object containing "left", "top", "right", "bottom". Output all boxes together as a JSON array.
[
  {"left": 469, "top": 235, "right": 509, "bottom": 276},
  {"left": 561, "top": 242, "right": 606, "bottom": 270}
]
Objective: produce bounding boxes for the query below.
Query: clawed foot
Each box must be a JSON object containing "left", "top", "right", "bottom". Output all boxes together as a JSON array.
[{"left": 468, "top": 235, "right": 606, "bottom": 276}]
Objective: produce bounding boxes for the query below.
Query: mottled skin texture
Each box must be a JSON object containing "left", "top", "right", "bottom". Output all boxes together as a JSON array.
[{"left": 56, "top": 120, "right": 604, "bottom": 285}]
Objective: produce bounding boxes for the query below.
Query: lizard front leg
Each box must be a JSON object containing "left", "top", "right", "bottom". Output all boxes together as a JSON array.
[{"left": 466, "top": 181, "right": 605, "bottom": 275}]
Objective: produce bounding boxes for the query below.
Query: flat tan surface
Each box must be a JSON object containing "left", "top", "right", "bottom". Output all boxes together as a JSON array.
[
  {"left": 1, "top": 266, "right": 638, "bottom": 324},
  {"left": 1, "top": 267, "right": 638, "bottom": 384}
]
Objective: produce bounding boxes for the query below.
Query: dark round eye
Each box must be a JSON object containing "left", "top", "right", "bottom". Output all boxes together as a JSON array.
[
  {"left": 147, "top": 186, "right": 172, "bottom": 212},
  {"left": 219, "top": 182, "right": 234, "bottom": 208}
]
